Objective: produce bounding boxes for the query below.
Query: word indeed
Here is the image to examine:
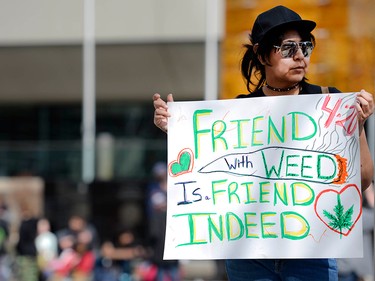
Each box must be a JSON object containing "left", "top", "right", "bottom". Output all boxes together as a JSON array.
[{"left": 173, "top": 210, "right": 310, "bottom": 247}]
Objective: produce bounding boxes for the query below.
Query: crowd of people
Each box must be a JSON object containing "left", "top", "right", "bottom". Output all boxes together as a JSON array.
[
  {"left": 10, "top": 213, "right": 103, "bottom": 281},
  {"left": 0, "top": 164, "right": 184, "bottom": 281}
]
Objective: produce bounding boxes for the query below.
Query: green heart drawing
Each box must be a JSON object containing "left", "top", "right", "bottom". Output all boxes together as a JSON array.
[{"left": 170, "top": 150, "right": 193, "bottom": 176}]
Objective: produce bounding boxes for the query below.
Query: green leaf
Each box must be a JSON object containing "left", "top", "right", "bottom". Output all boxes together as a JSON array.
[{"left": 322, "top": 193, "right": 354, "bottom": 238}]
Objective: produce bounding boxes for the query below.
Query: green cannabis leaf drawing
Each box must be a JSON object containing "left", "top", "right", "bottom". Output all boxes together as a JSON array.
[{"left": 323, "top": 194, "right": 354, "bottom": 238}]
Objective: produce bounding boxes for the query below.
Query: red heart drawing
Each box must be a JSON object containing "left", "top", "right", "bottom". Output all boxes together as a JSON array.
[{"left": 314, "top": 184, "right": 362, "bottom": 236}]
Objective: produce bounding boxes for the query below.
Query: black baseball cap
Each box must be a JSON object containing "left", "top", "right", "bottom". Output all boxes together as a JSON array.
[{"left": 251, "top": 5, "right": 316, "bottom": 44}]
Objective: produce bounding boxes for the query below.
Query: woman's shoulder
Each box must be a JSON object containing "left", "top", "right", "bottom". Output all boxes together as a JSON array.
[
  {"left": 236, "top": 89, "right": 265, "bottom": 99},
  {"left": 302, "top": 82, "right": 341, "bottom": 94}
]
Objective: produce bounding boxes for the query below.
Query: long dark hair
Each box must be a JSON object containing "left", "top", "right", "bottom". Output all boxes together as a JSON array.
[{"left": 241, "top": 28, "right": 316, "bottom": 93}]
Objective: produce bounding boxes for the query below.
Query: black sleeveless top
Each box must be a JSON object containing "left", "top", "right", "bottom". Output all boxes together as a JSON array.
[{"left": 236, "top": 82, "right": 340, "bottom": 99}]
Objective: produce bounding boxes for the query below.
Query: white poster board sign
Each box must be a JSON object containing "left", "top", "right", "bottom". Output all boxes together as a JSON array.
[{"left": 165, "top": 93, "right": 362, "bottom": 259}]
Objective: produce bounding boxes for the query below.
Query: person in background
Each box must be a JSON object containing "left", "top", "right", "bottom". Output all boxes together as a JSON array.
[
  {"left": 61, "top": 215, "right": 100, "bottom": 255},
  {"left": 15, "top": 206, "right": 39, "bottom": 281},
  {"left": 338, "top": 182, "right": 374, "bottom": 281},
  {"left": 95, "top": 228, "right": 147, "bottom": 281},
  {"left": 35, "top": 218, "right": 58, "bottom": 281},
  {"left": 0, "top": 202, "right": 10, "bottom": 281},
  {"left": 153, "top": 5, "right": 374, "bottom": 281},
  {"left": 146, "top": 162, "right": 168, "bottom": 217},
  {"left": 71, "top": 229, "right": 96, "bottom": 281},
  {"left": 48, "top": 233, "right": 79, "bottom": 281},
  {"left": 146, "top": 162, "right": 181, "bottom": 281}
]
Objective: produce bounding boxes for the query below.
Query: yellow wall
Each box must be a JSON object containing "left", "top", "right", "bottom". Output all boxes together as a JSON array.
[{"left": 221, "top": 0, "right": 375, "bottom": 99}]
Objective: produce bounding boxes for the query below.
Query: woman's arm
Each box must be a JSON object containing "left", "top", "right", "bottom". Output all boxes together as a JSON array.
[
  {"left": 356, "top": 90, "right": 374, "bottom": 191},
  {"left": 359, "top": 130, "right": 374, "bottom": 191}
]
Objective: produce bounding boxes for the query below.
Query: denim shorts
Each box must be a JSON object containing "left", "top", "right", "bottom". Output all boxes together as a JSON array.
[{"left": 225, "top": 258, "right": 338, "bottom": 281}]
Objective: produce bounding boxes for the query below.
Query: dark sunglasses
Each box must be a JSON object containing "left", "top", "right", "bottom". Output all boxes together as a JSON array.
[{"left": 273, "top": 41, "right": 314, "bottom": 58}]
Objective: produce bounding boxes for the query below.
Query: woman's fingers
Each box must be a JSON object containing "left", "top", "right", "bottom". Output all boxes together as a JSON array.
[
  {"left": 356, "top": 90, "right": 374, "bottom": 120},
  {"left": 356, "top": 90, "right": 374, "bottom": 134},
  {"left": 153, "top": 93, "right": 173, "bottom": 133},
  {"left": 167, "top": 93, "right": 174, "bottom": 103}
]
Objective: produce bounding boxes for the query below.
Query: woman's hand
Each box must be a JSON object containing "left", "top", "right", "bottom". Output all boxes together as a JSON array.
[
  {"left": 153, "top": 93, "right": 174, "bottom": 133},
  {"left": 356, "top": 90, "right": 374, "bottom": 134}
]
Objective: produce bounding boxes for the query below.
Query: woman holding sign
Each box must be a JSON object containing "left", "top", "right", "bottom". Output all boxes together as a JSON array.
[{"left": 153, "top": 5, "right": 374, "bottom": 281}]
